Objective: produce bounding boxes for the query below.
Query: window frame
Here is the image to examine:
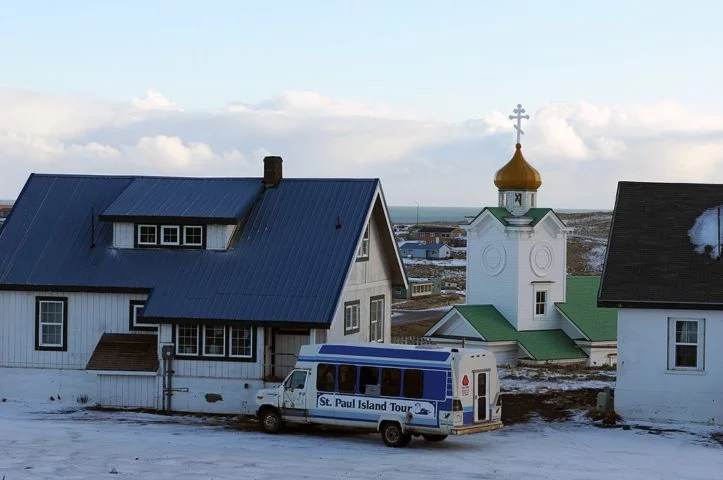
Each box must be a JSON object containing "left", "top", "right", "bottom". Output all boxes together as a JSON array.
[
  {"left": 183, "top": 225, "right": 204, "bottom": 247},
  {"left": 344, "top": 300, "right": 361, "bottom": 335},
  {"left": 137, "top": 224, "right": 158, "bottom": 246},
  {"left": 667, "top": 318, "right": 705, "bottom": 371},
  {"left": 356, "top": 225, "right": 370, "bottom": 261},
  {"left": 534, "top": 288, "right": 548, "bottom": 318},
  {"left": 175, "top": 324, "right": 200, "bottom": 356},
  {"left": 129, "top": 300, "right": 157, "bottom": 332},
  {"left": 35, "top": 296, "right": 68, "bottom": 351},
  {"left": 369, "top": 295, "right": 385, "bottom": 343},
  {"left": 202, "top": 325, "right": 226, "bottom": 357},
  {"left": 172, "top": 324, "right": 257, "bottom": 362},
  {"left": 228, "top": 325, "right": 254, "bottom": 359},
  {"left": 160, "top": 225, "right": 181, "bottom": 246}
]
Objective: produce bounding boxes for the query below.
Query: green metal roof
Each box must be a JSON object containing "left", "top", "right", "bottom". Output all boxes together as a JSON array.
[
  {"left": 452, "top": 305, "right": 587, "bottom": 361},
  {"left": 555, "top": 276, "right": 617, "bottom": 342}
]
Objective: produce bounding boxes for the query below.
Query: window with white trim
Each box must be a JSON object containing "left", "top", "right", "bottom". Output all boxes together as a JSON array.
[
  {"left": 344, "top": 301, "right": 360, "bottom": 335},
  {"left": 357, "top": 226, "right": 369, "bottom": 259},
  {"left": 138, "top": 225, "right": 157, "bottom": 245},
  {"left": 369, "top": 296, "right": 384, "bottom": 342},
  {"left": 36, "top": 297, "right": 67, "bottom": 350},
  {"left": 668, "top": 318, "right": 705, "bottom": 370},
  {"left": 203, "top": 325, "right": 226, "bottom": 356},
  {"left": 534, "top": 289, "right": 547, "bottom": 317},
  {"left": 183, "top": 225, "right": 203, "bottom": 246},
  {"left": 229, "top": 326, "right": 253, "bottom": 358},
  {"left": 161, "top": 225, "right": 180, "bottom": 245},
  {"left": 129, "top": 301, "right": 157, "bottom": 331},
  {"left": 176, "top": 325, "right": 199, "bottom": 355}
]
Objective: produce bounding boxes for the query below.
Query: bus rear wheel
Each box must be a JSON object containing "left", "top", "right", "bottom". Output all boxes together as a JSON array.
[
  {"left": 381, "top": 422, "right": 412, "bottom": 448},
  {"left": 259, "top": 408, "right": 283, "bottom": 434},
  {"left": 422, "top": 434, "right": 448, "bottom": 442}
]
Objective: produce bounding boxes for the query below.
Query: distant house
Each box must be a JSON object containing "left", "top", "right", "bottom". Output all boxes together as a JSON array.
[
  {"left": 410, "top": 226, "right": 463, "bottom": 245},
  {"left": 599, "top": 181, "right": 723, "bottom": 425},
  {"left": 393, "top": 278, "right": 441, "bottom": 300},
  {"left": 398, "top": 241, "right": 452, "bottom": 260},
  {"left": 0, "top": 157, "right": 408, "bottom": 414}
]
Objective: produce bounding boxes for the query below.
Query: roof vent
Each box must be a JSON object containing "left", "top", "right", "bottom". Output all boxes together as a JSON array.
[{"left": 263, "top": 156, "right": 283, "bottom": 189}]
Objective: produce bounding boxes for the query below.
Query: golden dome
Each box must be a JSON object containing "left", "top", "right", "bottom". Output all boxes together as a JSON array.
[{"left": 494, "top": 143, "right": 542, "bottom": 191}]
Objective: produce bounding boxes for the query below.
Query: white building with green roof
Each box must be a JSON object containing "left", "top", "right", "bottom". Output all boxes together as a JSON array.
[{"left": 425, "top": 105, "right": 616, "bottom": 366}]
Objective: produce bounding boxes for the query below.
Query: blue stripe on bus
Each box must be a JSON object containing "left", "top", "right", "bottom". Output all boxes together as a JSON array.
[
  {"left": 297, "top": 356, "right": 451, "bottom": 371},
  {"left": 308, "top": 409, "right": 439, "bottom": 427},
  {"left": 318, "top": 345, "right": 451, "bottom": 362}
]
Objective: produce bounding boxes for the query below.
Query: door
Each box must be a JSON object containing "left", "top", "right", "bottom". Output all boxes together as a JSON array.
[
  {"left": 282, "top": 370, "right": 309, "bottom": 420},
  {"left": 473, "top": 371, "right": 489, "bottom": 422}
]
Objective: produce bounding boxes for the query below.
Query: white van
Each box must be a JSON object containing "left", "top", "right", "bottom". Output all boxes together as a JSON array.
[{"left": 255, "top": 343, "right": 503, "bottom": 447}]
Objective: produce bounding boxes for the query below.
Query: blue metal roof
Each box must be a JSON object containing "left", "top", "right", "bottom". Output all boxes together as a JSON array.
[
  {"left": 100, "top": 177, "right": 263, "bottom": 223},
  {"left": 0, "top": 174, "right": 390, "bottom": 326}
]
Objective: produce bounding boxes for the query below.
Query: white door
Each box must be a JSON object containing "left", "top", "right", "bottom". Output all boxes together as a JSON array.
[
  {"left": 282, "top": 370, "right": 309, "bottom": 420},
  {"left": 473, "top": 371, "right": 489, "bottom": 422}
]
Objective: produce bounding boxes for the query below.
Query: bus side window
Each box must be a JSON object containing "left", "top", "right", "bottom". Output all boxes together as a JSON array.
[
  {"left": 359, "top": 366, "right": 380, "bottom": 395},
  {"left": 403, "top": 369, "right": 424, "bottom": 399},
  {"left": 338, "top": 364, "right": 357, "bottom": 393},
  {"left": 317, "top": 363, "right": 336, "bottom": 392},
  {"left": 381, "top": 368, "right": 401, "bottom": 397}
]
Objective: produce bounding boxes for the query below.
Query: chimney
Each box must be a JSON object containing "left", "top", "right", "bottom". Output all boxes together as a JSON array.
[{"left": 263, "top": 156, "right": 283, "bottom": 188}]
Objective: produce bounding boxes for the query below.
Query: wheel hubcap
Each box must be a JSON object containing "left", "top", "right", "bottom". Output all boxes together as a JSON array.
[
  {"left": 265, "top": 415, "right": 277, "bottom": 429},
  {"left": 386, "top": 428, "right": 400, "bottom": 442}
]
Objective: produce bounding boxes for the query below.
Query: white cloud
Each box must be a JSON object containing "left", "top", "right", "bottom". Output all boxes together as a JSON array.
[{"left": 2, "top": 87, "right": 723, "bottom": 209}]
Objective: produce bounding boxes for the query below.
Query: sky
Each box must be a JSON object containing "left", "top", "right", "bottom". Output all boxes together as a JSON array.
[{"left": 2, "top": 1, "right": 723, "bottom": 208}]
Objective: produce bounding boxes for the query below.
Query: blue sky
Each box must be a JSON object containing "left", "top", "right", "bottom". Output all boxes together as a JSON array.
[
  {"left": 3, "top": 0, "right": 722, "bottom": 119},
  {"left": 1, "top": 1, "right": 723, "bottom": 208}
]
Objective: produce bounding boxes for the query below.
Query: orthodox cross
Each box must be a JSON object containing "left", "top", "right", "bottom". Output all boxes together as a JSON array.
[{"left": 509, "top": 104, "right": 530, "bottom": 144}]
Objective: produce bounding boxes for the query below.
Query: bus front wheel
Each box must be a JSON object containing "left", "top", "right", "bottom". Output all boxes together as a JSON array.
[
  {"left": 260, "top": 408, "right": 283, "bottom": 434},
  {"left": 380, "top": 422, "right": 412, "bottom": 448}
]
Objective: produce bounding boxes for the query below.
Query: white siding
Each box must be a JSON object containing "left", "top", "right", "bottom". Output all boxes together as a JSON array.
[
  {"left": 206, "top": 224, "right": 236, "bottom": 250},
  {"left": 113, "top": 223, "right": 134, "bottom": 248},
  {"left": 616, "top": 308, "right": 723, "bottom": 425},
  {"left": 99, "top": 375, "right": 159, "bottom": 409},
  {"left": 0, "top": 291, "right": 148, "bottom": 369}
]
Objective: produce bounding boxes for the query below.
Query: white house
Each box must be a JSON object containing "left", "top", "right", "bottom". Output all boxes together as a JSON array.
[
  {"left": 425, "top": 105, "right": 616, "bottom": 366},
  {"left": 0, "top": 156, "right": 407, "bottom": 415},
  {"left": 599, "top": 181, "right": 723, "bottom": 425},
  {"left": 398, "top": 241, "right": 451, "bottom": 260}
]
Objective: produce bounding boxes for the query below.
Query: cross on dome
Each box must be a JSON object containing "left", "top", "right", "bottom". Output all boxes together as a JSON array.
[{"left": 509, "top": 104, "right": 530, "bottom": 144}]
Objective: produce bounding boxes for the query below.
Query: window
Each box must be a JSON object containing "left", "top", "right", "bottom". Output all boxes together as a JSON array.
[
  {"left": 129, "top": 301, "right": 156, "bottom": 331},
  {"left": 338, "top": 364, "right": 357, "bottom": 393},
  {"left": 176, "top": 325, "right": 199, "bottom": 355},
  {"left": 535, "top": 290, "right": 547, "bottom": 316},
  {"left": 35, "top": 297, "right": 68, "bottom": 351},
  {"left": 403, "top": 369, "right": 424, "bottom": 399},
  {"left": 317, "top": 363, "right": 336, "bottom": 392},
  {"left": 160, "top": 225, "right": 180, "bottom": 245},
  {"left": 229, "top": 326, "right": 253, "bottom": 358},
  {"left": 183, "top": 225, "right": 203, "bottom": 246},
  {"left": 137, "top": 225, "right": 157, "bottom": 245},
  {"left": 285, "top": 370, "right": 308, "bottom": 390},
  {"left": 369, "top": 296, "right": 384, "bottom": 342},
  {"left": 360, "top": 366, "right": 380, "bottom": 395},
  {"left": 344, "top": 301, "right": 360, "bottom": 335},
  {"left": 203, "top": 326, "right": 226, "bottom": 356},
  {"left": 381, "top": 368, "right": 401, "bottom": 397},
  {"left": 668, "top": 318, "right": 705, "bottom": 370},
  {"left": 357, "top": 225, "right": 369, "bottom": 259}
]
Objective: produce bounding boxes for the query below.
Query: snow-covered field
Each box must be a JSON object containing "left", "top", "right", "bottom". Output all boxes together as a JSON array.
[{"left": 1, "top": 400, "right": 721, "bottom": 480}]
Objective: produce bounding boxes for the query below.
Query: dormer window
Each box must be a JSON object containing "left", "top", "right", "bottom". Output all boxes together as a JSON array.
[
  {"left": 138, "top": 225, "right": 157, "bottom": 245},
  {"left": 357, "top": 225, "right": 370, "bottom": 261},
  {"left": 161, "top": 226, "right": 180, "bottom": 246},
  {"left": 183, "top": 226, "right": 203, "bottom": 247}
]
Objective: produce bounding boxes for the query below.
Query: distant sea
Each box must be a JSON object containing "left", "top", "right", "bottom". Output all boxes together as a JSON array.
[{"left": 388, "top": 206, "right": 610, "bottom": 224}]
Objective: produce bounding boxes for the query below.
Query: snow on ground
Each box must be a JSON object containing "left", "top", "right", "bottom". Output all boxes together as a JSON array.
[
  {"left": 1, "top": 400, "right": 721, "bottom": 480},
  {"left": 403, "top": 258, "right": 466, "bottom": 267},
  {"left": 499, "top": 367, "right": 616, "bottom": 393}
]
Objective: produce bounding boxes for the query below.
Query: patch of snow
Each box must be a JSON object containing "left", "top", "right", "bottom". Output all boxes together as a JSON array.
[
  {"left": 689, "top": 206, "right": 723, "bottom": 258},
  {"left": 587, "top": 244, "right": 607, "bottom": 272},
  {"left": 0, "top": 400, "right": 720, "bottom": 480},
  {"left": 403, "top": 258, "right": 466, "bottom": 267},
  {"left": 499, "top": 367, "right": 616, "bottom": 393}
]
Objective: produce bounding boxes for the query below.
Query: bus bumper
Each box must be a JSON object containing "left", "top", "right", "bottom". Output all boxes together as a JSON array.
[{"left": 449, "top": 421, "right": 503, "bottom": 435}]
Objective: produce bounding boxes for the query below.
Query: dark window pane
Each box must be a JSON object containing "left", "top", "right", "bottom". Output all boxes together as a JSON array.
[
  {"left": 676, "top": 321, "right": 697, "bottom": 343},
  {"left": 381, "top": 368, "right": 401, "bottom": 397},
  {"left": 675, "top": 345, "right": 697, "bottom": 368},
  {"left": 360, "top": 366, "right": 379, "bottom": 395},
  {"left": 338, "top": 365, "right": 357, "bottom": 393},
  {"left": 317, "top": 363, "right": 336, "bottom": 392},
  {"left": 403, "top": 369, "right": 424, "bottom": 399}
]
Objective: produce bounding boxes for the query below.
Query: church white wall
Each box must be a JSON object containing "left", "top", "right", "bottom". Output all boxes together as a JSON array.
[{"left": 616, "top": 308, "right": 723, "bottom": 425}]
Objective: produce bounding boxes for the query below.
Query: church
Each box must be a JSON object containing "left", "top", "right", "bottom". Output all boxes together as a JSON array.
[{"left": 425, "top": 105, "right": 616, "bottom": 366}]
